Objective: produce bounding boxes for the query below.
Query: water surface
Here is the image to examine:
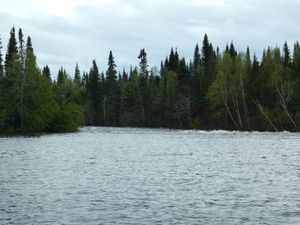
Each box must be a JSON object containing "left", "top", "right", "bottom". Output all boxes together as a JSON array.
[{"left": 0, "top": 127, "right": 300, "bottom": 224}]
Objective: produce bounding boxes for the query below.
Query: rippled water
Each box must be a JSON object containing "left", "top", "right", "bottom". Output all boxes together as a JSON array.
[{"left": 0, "top": 127, "right": 300, "bottom": 224}]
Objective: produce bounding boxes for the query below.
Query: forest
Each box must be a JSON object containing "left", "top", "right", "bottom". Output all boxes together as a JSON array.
[{"left": 1, "top": 27, "right": 300, "bottom": 134}]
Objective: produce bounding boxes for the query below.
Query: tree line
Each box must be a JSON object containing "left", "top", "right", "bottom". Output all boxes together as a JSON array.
[{"left": 1, "top": 27, "right": 300, "bottom": 134}]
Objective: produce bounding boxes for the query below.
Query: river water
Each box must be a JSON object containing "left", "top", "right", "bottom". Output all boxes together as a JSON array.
[{"left": 0, "top": 127, "right": 299, "bottom": 224}]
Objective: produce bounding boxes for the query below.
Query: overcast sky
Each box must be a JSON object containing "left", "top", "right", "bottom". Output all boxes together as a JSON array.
[{"left": 0, "top": 0, "right": 299, "bottom": 77}]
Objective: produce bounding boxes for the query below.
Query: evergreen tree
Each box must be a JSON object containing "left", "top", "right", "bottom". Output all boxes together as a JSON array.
[
  {"left": 106, "top": 51, "right": 117, "bottom": 82},
  {"left": 168, "top": 48, "right": 178, "bottom": 71},
  {"left": 74, "top": 63, "right": 81, "bottom": 86},
  {"left": 283, "top": 41, "right": 291, "bottom": 68},
  {"left": 137, "top": 49, "right": 149, "bottom": 125},
  {"left": 42, "top": 65, "right": 51, "bottom": 83},
  {"left": 105, "top": 51, "right": 120, "bottom": 126},
  {"left": 85, "top": 60, "right": 101, "bottom": 125},
  {"left": 138, "top": 48, "right": 148, "bottom": 77},
  {"left": 4, "top": 27, "right": 22, "bottom": 130},
  {"left": 201, "top": 34, "right": 210, "bottom": 71},
  {"left": 18, "top": 28, "right": 25, "bottom": 70},
  {"left": 21, "top": 36, "right": 58, "bottom": 133},
  {"left": 177, "top": 57, "right": 189, "bottom": 84},
  {"left": 229, "top": 41, "right": 237, "bottom": 58},
  {"left": 193, "top": 44, "right": 201, "bottom": 69},
  {"left": 5, "top": 27, "right": 18, "bottom": 71},
  {"left": 0, "top": 35, "right": 5, "bottom": 131},
  {"left": 201, "top": 34, "right": 216, "bottom": 84},
  {"left": 57, "top": 67, "right": 67, "bottom": 86},
  {"left": 0, "top": 35, "right": 3, "bottom": 77}
]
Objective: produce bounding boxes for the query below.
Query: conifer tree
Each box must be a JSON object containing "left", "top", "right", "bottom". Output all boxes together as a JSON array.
[
  {"left": 201, "top": 34, "right": 216, "bottom": 82},
  {"left": 229, "top": 41, "right": 237, "bottom": 58},
  {"left": 74, "top": 63, "right": 81, "bottom": 86},
  {"left": 138, "top": 48, "right": 148, "bottom": 77},
  {"left": 168, "top": 48, "right": 177, "bottom": 71},
  {"left": 0, "top": 35, "right": 3, "bottom": 77},
  {"left": 202, "top": 34, "right": 210, "bottom": 71},
  {"left": 21, "top": 35, "right": 58, "bottom": 132},
  {"left": 105, "top": 51, "right": 120, "bottom": 126},
  {"left": 57, "top": 67, "right": 67, "bottom": 85},
  {"left": 137, "top": 48, "right": 150, "bottom": 125},
  {"left": 106, "top": 51, "right": 117, "bottom": 83},
  {"left": 18, "top": 28, "right": 25, "bottom": 70},
  {"left": 42, "top": 65, "right": 51, "bottom": 83},
  {"left": 193, "top": 44, "right": 201, "bottom": 69},
  {"left": 283, "top": 41, "right": 291, "bottom": 68},
  {"left": 4, "top": 27, "right": 22, "bottom": 130},
  {"left": 5, "top": 27, "right": 18, "bottom": 71},
  {"left": 0, "top": 35, "right": 4, "bottom": 131},
  {"left": 88, "top": 60, "right": 100, "bottom": 110}
]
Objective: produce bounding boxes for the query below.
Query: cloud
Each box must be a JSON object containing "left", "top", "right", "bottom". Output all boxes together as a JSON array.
[
  {"left": 4, "top": 0, "right": 120, "bottom": 17},
  {"left": 1, "top": 0, "right": 300, "bottom": 78}
]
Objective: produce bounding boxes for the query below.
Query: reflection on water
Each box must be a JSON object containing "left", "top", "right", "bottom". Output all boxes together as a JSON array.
[{"left": 0, "top": 127, "right": 300, "bottom": 224}]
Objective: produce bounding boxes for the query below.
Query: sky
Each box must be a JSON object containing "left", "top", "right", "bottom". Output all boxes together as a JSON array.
[{"left": 0, "top": 0, "right": 299, "bottom": 78}]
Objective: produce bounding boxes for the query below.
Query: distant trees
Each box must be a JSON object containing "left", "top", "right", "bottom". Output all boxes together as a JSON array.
[{"left": 1, "top": 27, "right": 300, "bottom": 134}]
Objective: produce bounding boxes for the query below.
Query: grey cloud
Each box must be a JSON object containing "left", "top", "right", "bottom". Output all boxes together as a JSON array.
[{"left": 0, "top": 0, "right": 300, "bottom": 78}]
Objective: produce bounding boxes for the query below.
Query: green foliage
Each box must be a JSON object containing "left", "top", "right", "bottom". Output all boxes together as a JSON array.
[
  {"left": 2, "top": 27, "right": 300, "bottom": 134},
  {"left": 0, "top": 28, "right": 84, "bottom": 135},
  {"left": 49, "top": 103, "right": 84, "bottom": 132},
  {"left": 42, "top": 65, "right": 51, "bottom": 83},
  {"left": 190, "top": 116, "right": 201, "bottom": 129}
]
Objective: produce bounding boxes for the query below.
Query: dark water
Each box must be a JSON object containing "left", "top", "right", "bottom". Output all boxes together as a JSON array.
[{"left": 0, "top": 127, "right": 299, "bottom": 224}]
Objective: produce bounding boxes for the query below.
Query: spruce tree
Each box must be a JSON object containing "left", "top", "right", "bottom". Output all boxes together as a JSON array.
[
  {"left": 88, "top": 60, "right": 100, "bottom": 110},
  {"left": 283, "top": 41, "right": 291, "bottom": 68},
  {"left": 42, "top": 65, "right": 51, "bottom": 83},
  {"left": 105, "top": 51, "right": 120, "bottom": 126},
  {"left": 106, "top": 51, "right": 117, "bottom": 83},
  {"left": 229, "top": 41, "right": 237, "bottom": 58},
  {"left": 138, "top": 48, "right": 149, "bottom": 125},
  {"left": 5, "top": 27, "right": 18, "bottom": 71},
  {"left": 138, "top": 48, "right": 148, "bottom": 77},
  {"left": 193, "top": 44, "right": 201, "bottom": 69},
  {"left": 74, "top": 63, "right": 81, "bottom": 86},
  {"left": 0, "top": 35, "right": 4, "bottom": 130},
  {"left": 168, "top": 48, "right": 177, "bottom": 71},
  {"left": 174, "top": 49, "right": 179, "bottom": 71},
  {"left": 0, "top": 35, "right": 3, "bottom": 77},
  {"left": 26, "top": 36, "right": 33, "bottom": 51},
  {"left": 201, "top": 34, "right": 216, "bottom": 93},
  {"left": 18, "top": 28, "right": 25, "bottom": 70},
  {"left": 4, "top": 27, "right": 22, "bottom": 130},
  {"left": 57, "top": 67, "right": 67, "bottom": 85},
  {"left": 201, "top": 33, "right": 210, "bottom": 70}
]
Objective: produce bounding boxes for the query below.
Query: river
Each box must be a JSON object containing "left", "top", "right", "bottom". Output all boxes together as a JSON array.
[{"left": 0, "top": 127, "right": 299, "bottom": 224}]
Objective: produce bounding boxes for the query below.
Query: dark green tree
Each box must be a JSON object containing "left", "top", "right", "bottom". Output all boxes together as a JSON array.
[
  {"left": 74, "top": 63, "right": 81, "bottom": 86},
  {"left": 84, "top": 60, "right": 101, "bottom": 124},
  {"left": 18, "top": 28, "right": 25, "bottom": 70},
  {"left": 138, "top": 48, "right": 148, "bottom": 77},
  {"left": 106, "top": 51, "right": 117, "bottom": 82},
  {"left": 193, "top": 44, "right": 201, "bottom": 69},
  {"left": 5, "top": 27, "right": 18, "bottom": 71},
  {"left": 42, "top": 65, "right": 51, "bottom": 83},
  {"left": 57, "top": 67, "right": 67, "bottom": 86},
  {"left": 283, "top": 41, "right": 291, "bottom": 68},
  {"left": 105, "top": 51, "right": 120, "bottom": 126},
  {"left": 0, "top": 35, "right": 3, "bottom": 77},
  {"left": 229, "top": 41, "right": 237, "bottom": 58}
]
